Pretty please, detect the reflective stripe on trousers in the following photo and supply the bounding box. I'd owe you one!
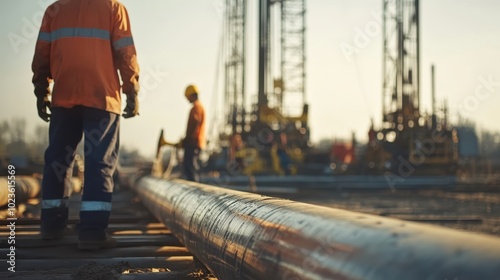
[80,201,112,212]
[41,198,69,209]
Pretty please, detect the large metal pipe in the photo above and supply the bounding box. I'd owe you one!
[134,176,500,280]
[0,176,41,207]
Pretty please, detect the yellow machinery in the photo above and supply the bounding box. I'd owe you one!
[210,0,310,176]
[153,129,179,178]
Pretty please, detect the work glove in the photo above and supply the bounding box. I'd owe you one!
[36,96,51,122]
[122,92,139,119]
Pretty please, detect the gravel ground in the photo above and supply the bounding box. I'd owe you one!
[0,262,216,280]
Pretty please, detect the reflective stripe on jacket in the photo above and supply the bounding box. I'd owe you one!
[32,0,140,114]
[185,100,206,149]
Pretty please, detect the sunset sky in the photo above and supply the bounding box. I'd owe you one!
[1,0,499,157]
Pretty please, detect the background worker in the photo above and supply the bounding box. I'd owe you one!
[32,0,140,250]
[181,85,206,182]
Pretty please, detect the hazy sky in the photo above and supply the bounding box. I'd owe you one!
[1,0,499,157]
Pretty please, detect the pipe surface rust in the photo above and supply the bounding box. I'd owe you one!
[134,176,500,280]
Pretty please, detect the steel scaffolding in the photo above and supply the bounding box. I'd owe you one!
[382,0,420,129]
[224,0,247,134]
[280,0,306,117]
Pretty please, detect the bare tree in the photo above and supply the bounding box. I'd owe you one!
[0,120,9,142]
[30,124,49,160]
[0,121,8,157]
[8,118,27,143]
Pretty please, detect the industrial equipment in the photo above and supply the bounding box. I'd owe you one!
[366,0,458,174]
[208,0,459,176]
[210,0,310,175]
[152,129,179,178]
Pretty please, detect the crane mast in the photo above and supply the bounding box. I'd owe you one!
[280,0,307,117]
[223,0,307,136]
[382,0,420,129]
[372,0,458,174]
[256,0,307,123]
[224,0,247,135]
[218,0,308,175]
[257,0,270,112]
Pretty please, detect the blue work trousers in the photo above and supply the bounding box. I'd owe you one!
[41,106,119,240]
[183,146,200,182]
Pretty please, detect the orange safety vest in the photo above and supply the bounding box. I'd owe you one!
[32,0,140,115]
[185,100,206,149]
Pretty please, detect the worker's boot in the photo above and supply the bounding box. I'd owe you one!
[41,228,66,240]
[77,232,116,250]
[40,207,68,240]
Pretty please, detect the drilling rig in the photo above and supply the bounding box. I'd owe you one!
[366,0,458,174]
[210,0,310,175]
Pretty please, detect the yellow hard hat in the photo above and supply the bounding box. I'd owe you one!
[185,84,199,98]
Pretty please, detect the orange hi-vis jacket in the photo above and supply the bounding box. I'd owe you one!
[32,0,140,115]
[185,100,206,149]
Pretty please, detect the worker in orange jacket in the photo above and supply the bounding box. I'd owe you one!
[181,85,206,182]
[32,0,140,250]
